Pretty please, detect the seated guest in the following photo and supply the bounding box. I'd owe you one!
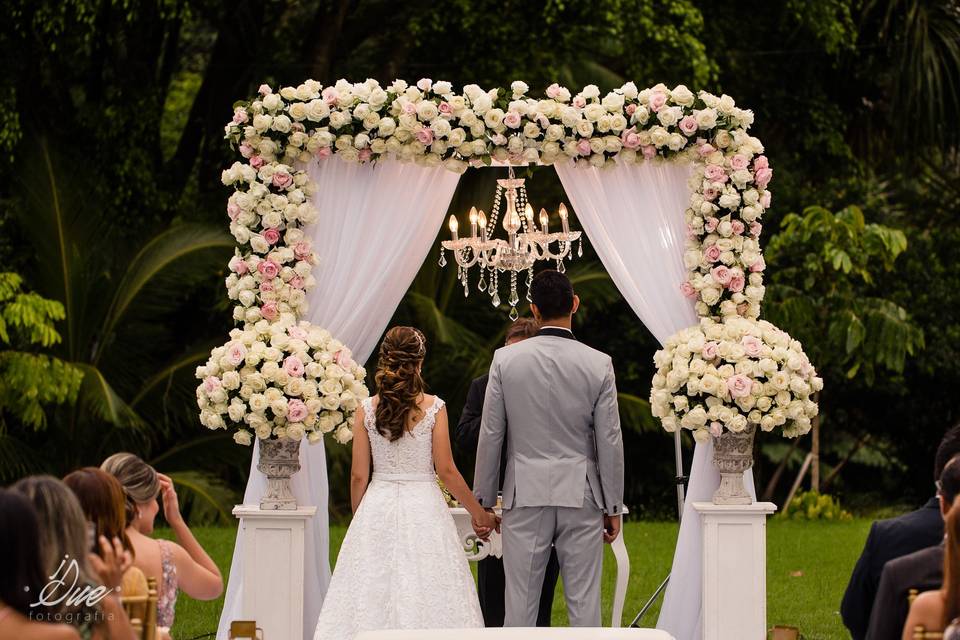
[13,476,135,640]
[455,317,560,627]
[901,495,960,638]
[63,467,134,555]
[842,424,960,639]
[866,454,960,639]
[0,488,80,640]
[101,453,223,633]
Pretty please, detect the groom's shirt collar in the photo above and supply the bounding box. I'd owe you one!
[538,326,576,340]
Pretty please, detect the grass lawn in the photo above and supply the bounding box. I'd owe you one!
[164,518,871,639]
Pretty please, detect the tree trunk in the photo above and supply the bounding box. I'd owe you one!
[761,436,800,501]
[811,392,821,492]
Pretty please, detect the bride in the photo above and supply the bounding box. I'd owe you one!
[314,326,496,639]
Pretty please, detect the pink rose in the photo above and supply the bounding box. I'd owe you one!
[402,102,417,115]
[249,155,264,169]
[503,111,522,128]
[703,244,721,263]
[679,116,698,136]
[620,129,641,149]
[753,156,769,170]
[709,422,723,438]
[227,202,241,221]
[334,349,356,369]
[226,342,247,367]
[239,143,254,158]
[260,302,278,320]
[704,164,727,182]
[438,101,453,116]
[290,275,305,289]
[749,222,762,237]
[685,223,695,239]
[749,255,766,273]
[203,376,221,394]
[642,145,657,159]
[491,133,507,146]
[288,326,308,340]
[416,78,432,92]
[317,146,332,158]
[726,374,753,399]
[754,167,773,188]
[232,108,248,124]
[272,171,293,188]
[286,399,308,423]
[416,127,435,145]
[546,83,561,99]
[730,220,745,235]
[263,228,280,245]
[625,104,637,116]
[727,269,745,292]
[703,188,719,202]
[322,87,339,106]
[698,143,715,157]
[572,95,586,109]
[741,335,763,358]
[649,91,667,112]
[258,84,272,95]
[229,255,248,274]
[576,139,591,156]
[259,281,274,293]
[710,265,732,286]
[704,216,719,232]
[283,355,305,378]
[680,281,697,299]
[358,148,372,162]
[730,155,749,171]
[701,341,720,360]
[760,191,772,208]
[258,259,280,280]
[293,242,312,261]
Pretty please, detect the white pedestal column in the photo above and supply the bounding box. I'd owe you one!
[693,501,777,640]
[232,505,317,640]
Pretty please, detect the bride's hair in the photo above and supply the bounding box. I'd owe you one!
[374,326,427,442]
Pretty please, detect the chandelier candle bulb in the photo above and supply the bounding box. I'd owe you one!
[478,210,487,241]
[524,203,536,229]
[469,207,478,238]
[539,209,549,234]
[449,214,459,241]
[558,203,570,235]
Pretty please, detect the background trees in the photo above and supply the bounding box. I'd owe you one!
[0,0,957,519]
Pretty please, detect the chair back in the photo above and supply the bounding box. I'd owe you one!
[120,568,158,640]
[913,626,944,640]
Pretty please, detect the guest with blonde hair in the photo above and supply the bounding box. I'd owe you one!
[101,452,223,633]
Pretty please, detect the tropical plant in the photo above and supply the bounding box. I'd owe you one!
[782,490,853,521]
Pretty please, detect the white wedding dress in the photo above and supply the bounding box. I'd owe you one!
[313,396,484,640]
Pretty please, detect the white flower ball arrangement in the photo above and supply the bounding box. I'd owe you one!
[196,314,368,446]
[650,316,822,444]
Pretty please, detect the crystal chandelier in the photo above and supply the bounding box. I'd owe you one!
[439,168,582,320]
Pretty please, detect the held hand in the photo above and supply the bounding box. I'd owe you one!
[472,509,499,541]
[88,535,133,592]
[603,515,621,544]
[158,473,183,525]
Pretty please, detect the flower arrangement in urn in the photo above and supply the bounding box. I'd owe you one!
[650,317,822,504]
[196,314,368,508]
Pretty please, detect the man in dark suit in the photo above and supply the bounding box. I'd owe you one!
[865,454,960,640]
[455,317,560,627]
[842,425,960,639]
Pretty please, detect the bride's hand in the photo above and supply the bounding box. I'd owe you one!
[472,509,499,540]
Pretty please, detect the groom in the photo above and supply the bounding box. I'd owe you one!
[473,269,624,627]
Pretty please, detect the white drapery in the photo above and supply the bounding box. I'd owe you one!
[554,159,756,640]
[217,157,461,640]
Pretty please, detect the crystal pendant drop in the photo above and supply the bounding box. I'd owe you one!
[478,275,487,292]
[509,287,519,307]
[491,291,501,307]
[577,239,583,257]
[438,250,446,267]
[558,260,566,274]
[508,306,519,321]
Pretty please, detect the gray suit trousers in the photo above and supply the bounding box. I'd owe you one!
[501,488,603,627]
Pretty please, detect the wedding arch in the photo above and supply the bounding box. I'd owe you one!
[201,77,819,640]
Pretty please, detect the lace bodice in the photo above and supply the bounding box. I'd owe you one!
[363,396,443,475]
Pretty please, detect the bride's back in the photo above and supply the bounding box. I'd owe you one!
[363,395,443,476]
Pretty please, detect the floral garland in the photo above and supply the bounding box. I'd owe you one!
[221,78,771,321]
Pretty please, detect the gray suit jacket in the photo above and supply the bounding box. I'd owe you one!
[474,330,624,514]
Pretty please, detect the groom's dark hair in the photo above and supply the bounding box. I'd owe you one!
[530,270,574,320]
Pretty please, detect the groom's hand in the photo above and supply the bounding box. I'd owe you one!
[603,515,621,544]
[472,508,498,541]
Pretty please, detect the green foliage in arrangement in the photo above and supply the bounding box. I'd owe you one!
[782,491,853,522]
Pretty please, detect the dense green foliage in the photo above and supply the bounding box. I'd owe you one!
[0,0,958,518]
[782,491,854,521]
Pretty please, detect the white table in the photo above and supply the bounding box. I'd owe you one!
[357,628,673,639]
[449,506,631,627]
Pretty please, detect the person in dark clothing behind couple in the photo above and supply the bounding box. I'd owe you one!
[455,317,560,627]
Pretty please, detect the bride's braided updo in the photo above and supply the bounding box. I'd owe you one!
[374,326,427,442]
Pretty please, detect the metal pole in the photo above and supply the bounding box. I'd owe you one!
[629,426,687,628]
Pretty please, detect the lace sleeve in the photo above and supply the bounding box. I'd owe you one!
[422,397,445,431]
[362,397,377,433]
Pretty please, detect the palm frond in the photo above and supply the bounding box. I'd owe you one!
[617,392,659,434]
[162,470,238,526]
[74,364,146,429]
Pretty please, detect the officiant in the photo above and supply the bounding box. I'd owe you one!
[455,317,560,627]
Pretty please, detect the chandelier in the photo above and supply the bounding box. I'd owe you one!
[439,168,582,320]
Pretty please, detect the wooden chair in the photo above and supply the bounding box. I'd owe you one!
[121,568,158,640]
[912,628,944,640]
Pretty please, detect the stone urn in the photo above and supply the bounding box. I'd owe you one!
[712,423,756,505]
[257,437,301,510]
